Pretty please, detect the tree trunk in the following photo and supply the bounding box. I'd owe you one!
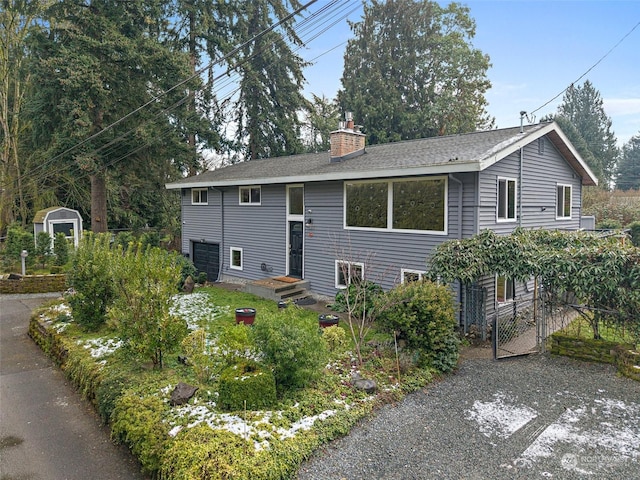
[90,173,108,232]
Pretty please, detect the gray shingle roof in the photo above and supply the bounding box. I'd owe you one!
[166,122,598,188]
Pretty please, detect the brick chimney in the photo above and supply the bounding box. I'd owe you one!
[330,112,365,162]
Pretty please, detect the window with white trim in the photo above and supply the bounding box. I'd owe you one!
[556,184,572,219]
[230,247,243,270]
[496,275,514,303]
[344,176,447,233]
[401,269,426,284]
[497,178,516,221]
[335,261,364,288]
[191,188,208,205]
[239,186,261,205]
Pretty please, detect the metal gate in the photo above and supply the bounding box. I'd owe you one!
[463,284,487,340]
[493,293,546,359]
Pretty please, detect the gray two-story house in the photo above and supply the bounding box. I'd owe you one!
[166,118,597,322]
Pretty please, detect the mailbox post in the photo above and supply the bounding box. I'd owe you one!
[20,250,28,276]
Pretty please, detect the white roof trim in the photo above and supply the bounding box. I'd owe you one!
[165,161,481,189]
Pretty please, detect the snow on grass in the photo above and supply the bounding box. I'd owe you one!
[78,337,123,358]
[465,392,538,439]
[170,291,229,330]
[166,400,339,451]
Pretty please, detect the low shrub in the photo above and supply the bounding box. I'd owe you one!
[321,325,348,352]
[96,370,134,424]
[332,280,384,319]
[378,280,460,373]
[253,307,328,393]
[627,220,640,247]
[53,232,69,266]
[111,392,169,475]
[217,360,277,411]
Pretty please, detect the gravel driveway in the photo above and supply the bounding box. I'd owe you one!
[297,353,640,480]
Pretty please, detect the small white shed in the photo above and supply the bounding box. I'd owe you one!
[33,207,83,247]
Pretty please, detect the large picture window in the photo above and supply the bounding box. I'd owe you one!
[497,177,516,221]
[345,177,447,233]
[556,184,572,219]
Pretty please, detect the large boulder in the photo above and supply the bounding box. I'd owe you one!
[170,382,198,406]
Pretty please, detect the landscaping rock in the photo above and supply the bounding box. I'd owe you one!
[170,382,198,406]
[182,275,195,293]
[351,372,377,394]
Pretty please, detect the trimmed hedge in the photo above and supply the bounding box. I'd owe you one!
[218,361,277,411]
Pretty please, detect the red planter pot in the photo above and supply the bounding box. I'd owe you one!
[235,308,256,325]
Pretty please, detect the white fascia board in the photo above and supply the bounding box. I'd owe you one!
[165,161,480,189]
[477,123,555,171]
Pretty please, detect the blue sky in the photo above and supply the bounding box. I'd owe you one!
[299,0,640,146]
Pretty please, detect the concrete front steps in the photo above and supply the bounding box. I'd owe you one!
[242,277,310,303]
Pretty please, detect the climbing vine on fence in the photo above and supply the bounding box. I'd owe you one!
[428,229,640,341]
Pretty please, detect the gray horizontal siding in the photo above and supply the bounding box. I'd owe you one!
[181,188,222,255]
[221,184,287,280]
[479,136,582,234]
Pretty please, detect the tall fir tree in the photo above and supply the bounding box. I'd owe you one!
[616,133,640,190]
[27,0,201,232]
[228,0,309,161]
[338,0,493,145]
[557,80,619,188]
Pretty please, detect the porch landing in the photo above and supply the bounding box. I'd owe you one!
[242,277,310,302]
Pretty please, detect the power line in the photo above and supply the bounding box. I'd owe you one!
[10,0,360,204]
[530,19,640,116]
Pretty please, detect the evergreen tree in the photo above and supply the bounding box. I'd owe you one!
[27,0,201,232]
[228,1,310,161]
[616,133,640,190]
[302,94,341,153]
[338,0,493,145]
[557,80,619,187]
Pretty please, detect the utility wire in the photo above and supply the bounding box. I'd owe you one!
[10,0,360,202]
[530,19,640,116]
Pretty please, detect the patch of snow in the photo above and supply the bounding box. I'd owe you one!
[170,292,229,330]
[465,392,538,439]
[80,337,123,358]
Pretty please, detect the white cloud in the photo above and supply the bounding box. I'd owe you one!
[604,98,640,116]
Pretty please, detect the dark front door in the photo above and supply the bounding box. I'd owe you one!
[192,242,220,282]
[288,221,303,278]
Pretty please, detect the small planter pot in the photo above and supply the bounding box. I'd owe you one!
[318,314,339,328]
[235,308,256,325]
[277,301,288,309]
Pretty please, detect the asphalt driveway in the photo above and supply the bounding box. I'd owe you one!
[0,294,145,480]
[298,352,640,479]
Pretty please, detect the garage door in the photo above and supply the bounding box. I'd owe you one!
[192,242,220,282]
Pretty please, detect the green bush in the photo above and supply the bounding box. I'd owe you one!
[174,254,197,289]
[4,224,34,266]
[378,281,460,373]
[35,231,52,268]
[109,246,187,368]
[597,218,623,230]
[217,360,277,411]
[53,232,69,266]
[332,280,384,319]
[111,392,169,475]
[627,220,640,247]
[253,307,328,392]
[67,233,114,331]
[322,325,348,352]
[96,370,133,424]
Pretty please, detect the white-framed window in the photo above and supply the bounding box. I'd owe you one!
[556,184,572,219]
[335,260,364,288]
[191,188,208,205]
[344,176,447,234]
[239,186,261,205]
[497,177,517,222]
[401,268,426,284]
[496,275,514,303]
[230,247,243,270]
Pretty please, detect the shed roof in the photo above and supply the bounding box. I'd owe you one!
[166,122,598,189]
[33,206,81,224]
